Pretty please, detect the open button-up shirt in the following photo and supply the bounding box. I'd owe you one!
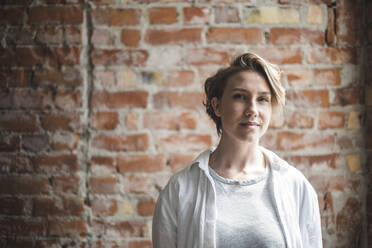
[152,146,323,248]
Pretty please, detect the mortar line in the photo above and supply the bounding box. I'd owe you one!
[82,1,93,247]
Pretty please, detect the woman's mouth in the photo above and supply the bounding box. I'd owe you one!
[239,122,260,127]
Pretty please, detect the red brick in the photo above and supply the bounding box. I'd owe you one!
[0,176,49,195]
[332,88,362,106]
[314,68,341,85]
[91,112,118,130]
[49,47,81,66]
[126,175,153,194]
[167,70,194,86]
[0,135,20,152]
[11,90,53,110]
[91,91,148,109]
[91,29,114,46]
[285,68,313,86]
[90,177,120,194]
[0,7,24,24]
[184,7,210,24]
[6,27,35,45]
[33,197,84,216]
[0,48,46,67]
[169,154,194,172]
[90,0,116,4]
[1,0,32,3]
[48,219,87,237]
[0,219,47,236]
[92,219,148,237]
[52,176,80,194]
[121,29,141,47]
[65,27,81,45]
[35,26,63,44]
[277,132,334,151]
[129,241,152,248]
[0,198,25,215]
[92,8,141,26]
[145,28,202,45]
[42,0,84,4]
[279,0,332,3]
[318,111,345,129]
[287,89,329,108]
[153,91,204,109]
[94,70,116,88]
[285,154,339,171]
[270,28,300,44]
[156,134,211,153]
[0,113,39,132]
[270,28,324,45]
[90,156,116,174]
[7,240,35,248]
[125,112,139,130]
[33,68,82,87]
[0,155,32,174]
[326,7,335,45]
[0,91,12,109]
[118,154,166,173]
[29,7,83,24]
[307,48,356,64]
[34,154,78,174]
[36,240,85,248]
[187,48,229,66]
[252,48,303,64]
[50,133,80,151]
[92,133,149,151]
[207,27,263,44]
[55,90,82,110]
[214,6,239,23]
[22,134,49,152]
[285,111,314,128]
[336,197,361,238]
[335,0,360,46]
[91,49,148,66]
[91,241,124,248]
[137,197,156,216]
[143,112,197,130]
[41,113,81,131]
[148,7,178,24]
[309,174,350,193]
[336,135,353,150]
[0,69,31,88]
[91,198,118,216]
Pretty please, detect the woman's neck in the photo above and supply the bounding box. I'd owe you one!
[209,134,265,179]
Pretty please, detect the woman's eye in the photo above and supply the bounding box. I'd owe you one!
[258,97,270,102]
[233,94,245,100]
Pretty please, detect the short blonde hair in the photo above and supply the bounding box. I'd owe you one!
[203,52,285,136]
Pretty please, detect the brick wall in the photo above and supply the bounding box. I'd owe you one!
[0,0,369,247]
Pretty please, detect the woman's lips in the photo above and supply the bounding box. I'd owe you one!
[239,122,260,127]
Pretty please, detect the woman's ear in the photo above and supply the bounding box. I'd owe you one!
[211,97,221,117]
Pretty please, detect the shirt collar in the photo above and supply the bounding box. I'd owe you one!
[192,146,285,172]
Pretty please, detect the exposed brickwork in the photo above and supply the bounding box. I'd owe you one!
[0,0,368,247]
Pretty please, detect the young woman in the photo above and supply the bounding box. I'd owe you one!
[152,53,322,248]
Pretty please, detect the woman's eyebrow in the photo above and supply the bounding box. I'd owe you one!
[231,88,271,95]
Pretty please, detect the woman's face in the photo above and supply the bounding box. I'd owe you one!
[212,71,272,144]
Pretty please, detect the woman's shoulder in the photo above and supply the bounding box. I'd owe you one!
[261,147,316,192]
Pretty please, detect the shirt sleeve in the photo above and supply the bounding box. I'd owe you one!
[152,180,178,248]
[300,179,323,248]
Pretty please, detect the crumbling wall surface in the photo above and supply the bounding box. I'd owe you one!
[0,0,368,247]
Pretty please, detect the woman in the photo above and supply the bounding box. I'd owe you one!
[152,53,322,248]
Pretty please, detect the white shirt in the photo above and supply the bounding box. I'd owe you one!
[152,146,323,248]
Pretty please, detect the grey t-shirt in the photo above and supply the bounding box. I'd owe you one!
[209,164,286,248]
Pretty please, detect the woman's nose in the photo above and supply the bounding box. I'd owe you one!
[244,101,258,117]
